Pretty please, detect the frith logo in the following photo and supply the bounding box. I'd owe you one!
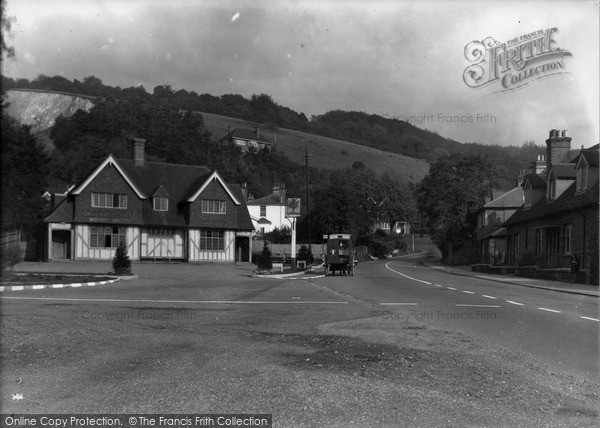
[463,28,572,91]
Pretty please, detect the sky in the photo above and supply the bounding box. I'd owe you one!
[2,0,599,148]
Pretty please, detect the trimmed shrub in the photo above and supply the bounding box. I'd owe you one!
[256,243,273,271]
[297,244,314,264]
[112,242,132,275]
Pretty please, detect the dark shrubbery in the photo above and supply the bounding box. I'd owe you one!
[112,242,132,275]
[255,243,273,271]
[297,244,314,264]
[1,244,23,272]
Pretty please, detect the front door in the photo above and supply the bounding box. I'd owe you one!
[52,230,71,259]
[235,237,249,262]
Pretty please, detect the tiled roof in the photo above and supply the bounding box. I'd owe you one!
[484,187,523,208]
[523,173,546,188]
[45,156,254,231]
[504,180,599,226]
[549,163,576,178]
[220,128,273,145]
[247,193,285,205]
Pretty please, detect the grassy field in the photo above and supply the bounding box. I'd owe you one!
[202,112,430,182]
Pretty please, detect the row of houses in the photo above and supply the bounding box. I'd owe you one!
[475,129,599,283]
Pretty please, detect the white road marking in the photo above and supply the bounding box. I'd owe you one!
[434,284,443,287]
[447,287,457,290]
[385,263,432,285]
[0,296,349,305]
[580,316,599,322]
[482,295,497,299]
[380,303,418,306]
[455,304,500,308]
[507,300,524,306]
[537,307,561,313]
[462,291,475,294]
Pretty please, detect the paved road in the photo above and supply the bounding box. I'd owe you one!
[316,253,599,380]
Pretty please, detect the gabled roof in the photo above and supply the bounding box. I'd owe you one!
[575,146,599,168]
[523,173,546,188]
[220,128,273,145]
[483,187,523,208]
[71,155,146,199]
[505,180,599,226]
[186,170,241,205]
[548,163,576,179]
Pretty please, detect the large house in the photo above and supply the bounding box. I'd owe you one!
[44,138,255,262]
[503,130,599,283]
[219,126,274,152]
[244,184,289,236]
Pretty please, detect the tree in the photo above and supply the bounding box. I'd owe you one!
[112,242,132,275]
[418,153,492,262]
[1,115,50,236]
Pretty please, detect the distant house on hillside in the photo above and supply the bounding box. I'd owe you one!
[219,126,274,152]
[44,138,254,262]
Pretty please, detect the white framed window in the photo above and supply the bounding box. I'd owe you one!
[563,224,572,254]
[199,230,224,250]
[547,177,556,201]
[92,192,127,209]
[90,226,126,248]
[153,197,168,211]
[260,205,267,217]
[535,229,543,255]
[201,199,226,214]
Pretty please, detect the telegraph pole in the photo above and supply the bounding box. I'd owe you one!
[303,146,312,252]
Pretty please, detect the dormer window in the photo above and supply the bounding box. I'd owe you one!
[547,177,556,201]
[153,197,168,211]
[524,182,532,207]
[576,159,588,192]
[201,199,226,214]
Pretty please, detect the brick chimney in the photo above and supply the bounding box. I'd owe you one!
[545,129,571,173]
[272,183,286,204]
[241,183,248,201]
[534,154,546,175]
[133,138,146,167]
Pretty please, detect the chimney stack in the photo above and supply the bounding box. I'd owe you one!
[133,138,146,167]
[535,154,546,175]
[545,129,571,173]
[272,183,286,204]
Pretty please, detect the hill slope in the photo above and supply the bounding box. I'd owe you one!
[4,89,96,150]
[202,112,429,181]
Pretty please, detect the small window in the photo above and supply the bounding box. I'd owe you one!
[563,224,572,254]
[201,199,226,214]
[260,205,266,217]
[153,197,168,211]
[91,192,127,209]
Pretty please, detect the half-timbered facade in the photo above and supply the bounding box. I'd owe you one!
[44,139,254,262]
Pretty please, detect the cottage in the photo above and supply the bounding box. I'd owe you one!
[44,139,254,262]
[475,186,524,265]
[244,184,289,236]
[503,130,599,283]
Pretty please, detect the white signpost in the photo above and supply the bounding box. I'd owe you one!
[286,198,301,269]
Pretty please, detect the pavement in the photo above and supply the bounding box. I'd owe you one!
[422,259,600,298]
